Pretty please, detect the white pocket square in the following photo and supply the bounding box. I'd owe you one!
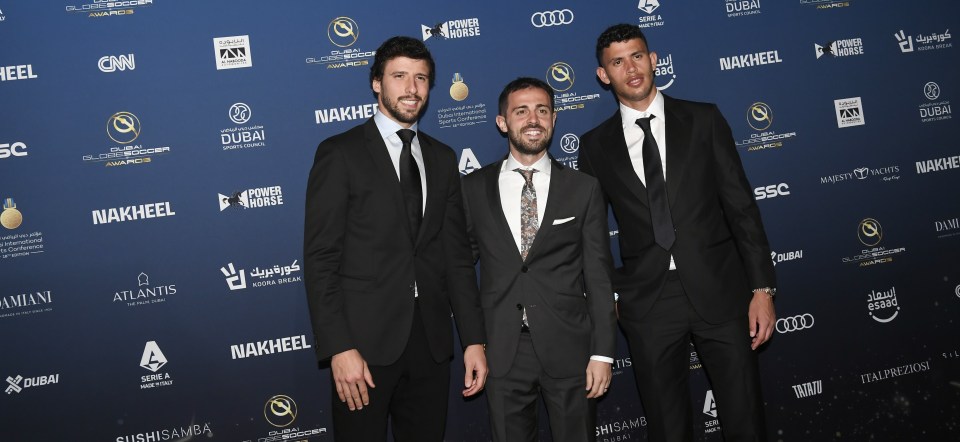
[552,217,576,225]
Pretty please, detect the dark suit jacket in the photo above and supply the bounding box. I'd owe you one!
[579,94,776,324]
[462,157,616,378]
[304,118,485,366]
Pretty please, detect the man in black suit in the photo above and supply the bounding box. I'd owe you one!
[303,36,487,441]
[579,25,777,442]
[462,77,616,442]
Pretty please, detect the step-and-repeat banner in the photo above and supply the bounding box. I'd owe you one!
[2,1,958,440]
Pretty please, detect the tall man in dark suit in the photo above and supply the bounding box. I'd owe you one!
[303,36,487,441]
[579,24,777,442]
[462,77,617,442]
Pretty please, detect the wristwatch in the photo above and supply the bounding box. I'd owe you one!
[753,287,776,299]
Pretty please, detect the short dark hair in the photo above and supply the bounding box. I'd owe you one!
[498,77,555,116]
[595,24,649,66]
[369,36,436,88]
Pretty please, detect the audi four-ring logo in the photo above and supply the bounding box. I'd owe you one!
[531,10,574,28]
[776,314,814,333]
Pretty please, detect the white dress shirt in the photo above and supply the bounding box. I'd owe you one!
[618,91,676,270]
[498,152,613,364]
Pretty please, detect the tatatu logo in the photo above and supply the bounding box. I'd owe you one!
[99,54,135,72]
[328,17,359,47]
[5,373,59,395]
[217,186,283,211]
[725,0,762,18]
[450,73,469,101]
[654,53,676,90]
[458,148,482,175]
[792,380,823,398]
[140,341,167,372]
[265,395,298,427]
[719,50,782,71]
[214,35,252,70]
[422,17,481,41]
[546,62,575,92]
[92,202,176,225]
[815,38,864,59]
[919,82,952,123]
[1,198,23,230]
[858,218,882,246]
[747,102,772,130]
[835,97,865,128]
[315,103,378,124]
[107,112,141,144]
[867,287,899,323]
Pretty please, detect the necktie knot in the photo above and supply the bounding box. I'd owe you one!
[396,128,416,146]
[635,115,655,133]
[514,168,537,186]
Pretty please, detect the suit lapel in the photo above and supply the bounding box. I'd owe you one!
[602,112,649,207]
[415,133,439,249]
[523,159,565,262]
[663,95,691,208]
[485,158,524,263]
[362,119,415,244]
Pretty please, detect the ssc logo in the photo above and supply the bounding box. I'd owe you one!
[776,314,815,333]
[229,103,252,124]
[747,102,773,131]
[107,111,141,144]
[560,133,579,154]
[924,82,940,101]
[858,218,883,246]
[546,62,575,92]
[531,10,574,28]
[264,394,298,427]
[328,17,359,48]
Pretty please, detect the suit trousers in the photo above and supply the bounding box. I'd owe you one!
[486,332,596,442]
[619,273,767,442]
[331,301,451,442]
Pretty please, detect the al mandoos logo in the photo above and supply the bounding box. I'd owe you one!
[834,97,865,128]
[92,201,175,225]
[1,290,53,319]
[0,64,38,82]
[213,35,252,70]
[5,372,59,395]
[421,17,480,41]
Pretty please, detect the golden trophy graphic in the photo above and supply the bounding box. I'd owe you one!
[1,198,23,230]
[450,73,469,101]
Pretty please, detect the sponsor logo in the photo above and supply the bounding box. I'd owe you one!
[820,165,901,184]
[221,103,266,150]
[861,360,930,384]
[92,201,175,225]
[422,17,481,41]
[637,0,665,28]
[815,38,864,59]
[800,0,850,9]
[719,50,782,71]
[458,148,482,175]
[935,217,960,239]
[689,342,701,370]
[943,348,959,359]
[65,0,153,18]
[919,82,952,123]
[655,53,676,90]
[702,390,721,433]
[214,35,252,70]
[231,335,312,360]
[867,286,900,323]
[99,54,135,72]
[896,29,952,53]
[113,273,177,308]
[736,102,798,152]
[1,197,23,230]
[956,284,960,299]
[560,134,579,154]
[531,9,574,28]
[776,313,814,333]
[307,17,375,69]
[792,379,823,398]
[218,185,284,211]
[0,142,26,159]
[315,103,378,124]
[834,97,865,128]
[546,62,599,113]
[258,394,327,441]
[725,0,762,18]
[437,73,488,129]
[0,290,53,320]
[771,249,804,266]
[0,8,5,22]
[843,218,905,267]
[83,112,171,167]
[753,183,790,200]
[915,154,960,175]
[220,260,301,291]
[0,64,38,82]
[611,356,632,376]
[5,373,59,395]
[115,423,213,442]
[0,198,45,260]
[139,341,173,389]
[596,416,647,440]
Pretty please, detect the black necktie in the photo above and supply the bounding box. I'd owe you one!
[636,116,675,250]
[397,129,422,243]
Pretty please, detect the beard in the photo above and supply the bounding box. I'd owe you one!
[379,92,425,124]
[508,124,552,156]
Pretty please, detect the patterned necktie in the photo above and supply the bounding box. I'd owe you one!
[397,129,422,243]
[636,116,675,250]
[515,168,539,261]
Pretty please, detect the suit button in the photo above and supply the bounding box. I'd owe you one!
[516,303,523,310]
[521,265,528,273]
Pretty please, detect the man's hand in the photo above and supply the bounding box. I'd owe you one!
[462,344,488,397]
[585,360,612,398]
[748,291,776,350]
[331,349,375,410]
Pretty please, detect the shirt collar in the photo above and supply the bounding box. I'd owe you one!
[501,152,552,177]
[619,90,665,128]
[374,111,419,142]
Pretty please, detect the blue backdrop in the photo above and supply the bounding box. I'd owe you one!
[2,1,958,440]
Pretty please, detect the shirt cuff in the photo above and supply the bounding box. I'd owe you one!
[590,355,614,364]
